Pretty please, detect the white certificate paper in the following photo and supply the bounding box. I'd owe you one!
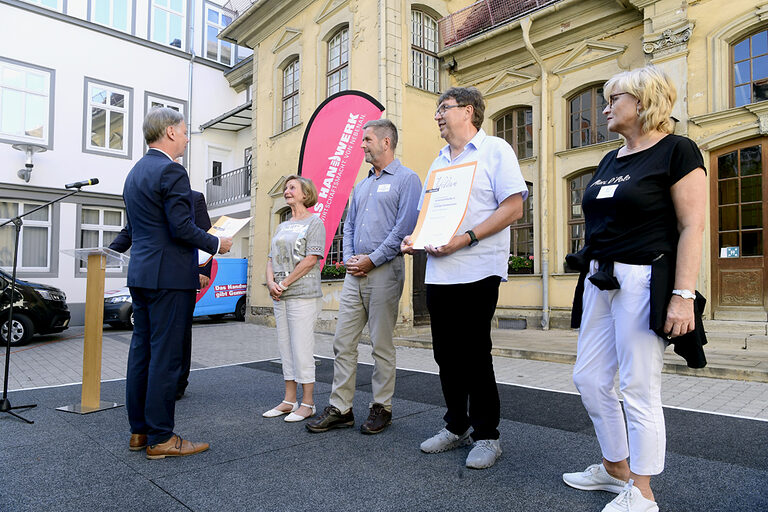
[198,215,252,266]
[409,161,477,250]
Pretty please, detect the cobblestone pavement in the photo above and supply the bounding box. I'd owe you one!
[3,320,767,421]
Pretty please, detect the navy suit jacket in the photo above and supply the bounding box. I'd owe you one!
[122,149,218,290]
[111,190,213,278]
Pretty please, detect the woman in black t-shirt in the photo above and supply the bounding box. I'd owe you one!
[562,66,706,512]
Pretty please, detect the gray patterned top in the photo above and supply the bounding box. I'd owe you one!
[269,215,325,299]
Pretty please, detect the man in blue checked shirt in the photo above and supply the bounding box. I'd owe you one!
[307,119,421,436]
[402,87,528,469]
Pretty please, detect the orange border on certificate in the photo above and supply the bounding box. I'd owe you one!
[409,161,477,246]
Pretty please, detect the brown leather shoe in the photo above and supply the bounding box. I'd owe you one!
[129,434,147,451]
[145,434,209,460]
[360,403,392,435]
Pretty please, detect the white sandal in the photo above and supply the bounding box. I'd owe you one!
[262,400,298,418]
[285,403,316,423]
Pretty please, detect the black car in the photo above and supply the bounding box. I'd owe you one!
[0,269,70,346]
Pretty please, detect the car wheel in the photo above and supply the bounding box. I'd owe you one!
[128,308,134,329]
[209,314,226,321]
[235,297,246,322]
[1,313,34,347]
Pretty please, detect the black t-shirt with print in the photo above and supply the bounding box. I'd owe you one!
[582,134,705,265]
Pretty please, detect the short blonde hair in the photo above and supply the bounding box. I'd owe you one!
[603,66,677,134]
[283,174,318,208]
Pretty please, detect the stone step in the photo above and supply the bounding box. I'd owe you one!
[703,319,767,335]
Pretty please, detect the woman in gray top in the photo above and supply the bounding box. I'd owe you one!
[263,175,326,423]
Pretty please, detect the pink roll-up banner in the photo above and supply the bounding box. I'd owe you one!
[298,90,385,260]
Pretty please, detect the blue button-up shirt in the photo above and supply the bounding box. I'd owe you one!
[343,158,422,267]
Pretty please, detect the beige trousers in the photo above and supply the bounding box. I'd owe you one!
[329,256,404,413]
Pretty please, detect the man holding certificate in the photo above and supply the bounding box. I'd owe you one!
[402,87,528,469]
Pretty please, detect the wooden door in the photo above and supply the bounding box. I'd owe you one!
[710,138,768,319]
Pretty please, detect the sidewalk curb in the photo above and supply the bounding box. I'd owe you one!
[394,337,768,383]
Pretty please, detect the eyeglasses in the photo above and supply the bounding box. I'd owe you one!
[435,103,466,117]
[607,92,631,108]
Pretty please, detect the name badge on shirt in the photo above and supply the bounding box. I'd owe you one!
[377,184,391,193]
[596,184,618,199]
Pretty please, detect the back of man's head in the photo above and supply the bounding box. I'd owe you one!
[144,107,184,145]
[363,118,398,151]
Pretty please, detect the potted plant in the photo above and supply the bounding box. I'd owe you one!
[321,261,347,280]
[508,254,534,275]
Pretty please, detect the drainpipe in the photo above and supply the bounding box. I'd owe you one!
[520,16,550,330]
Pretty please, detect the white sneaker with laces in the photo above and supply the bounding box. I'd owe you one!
[465,439,502,469]
[562,463,627,493]
[420,428,472,453]
[602,480,659,512]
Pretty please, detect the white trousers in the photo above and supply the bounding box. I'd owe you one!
[573,261,667,476]
[273,297,320,384]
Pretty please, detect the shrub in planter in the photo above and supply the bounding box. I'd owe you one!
[508,255,534,274]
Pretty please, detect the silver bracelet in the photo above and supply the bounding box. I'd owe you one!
[277,281,288,291]
[672,289,695,300]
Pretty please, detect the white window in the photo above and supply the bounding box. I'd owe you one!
[85,79,131,157]
[237,46,254,64]
[0,201,51,272]
[91,0,131,33]
[146,94,184,115]
[80,207,125,271]
[411,10,439,93]
[327,27,349,97]
[151,0,185,49]
[205,3,234,65]
[0,59,52,147]
[22,0,63,12]
[282,58,300,131]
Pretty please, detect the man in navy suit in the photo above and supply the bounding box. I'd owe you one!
[110,189,212,401]
[123,107,232,459]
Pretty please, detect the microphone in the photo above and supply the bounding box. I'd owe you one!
[65,178,99,189]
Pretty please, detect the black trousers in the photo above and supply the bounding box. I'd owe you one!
[427,275,501,441]
[176,314,193,395]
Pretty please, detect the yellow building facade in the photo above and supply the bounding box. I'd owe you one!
[223,0,768,331]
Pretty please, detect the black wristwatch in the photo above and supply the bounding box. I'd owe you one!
[465,230,479,247]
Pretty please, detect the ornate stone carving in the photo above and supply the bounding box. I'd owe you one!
[721,271,763,306]
[642,26,692,55]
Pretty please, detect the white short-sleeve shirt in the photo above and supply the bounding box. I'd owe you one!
[420,129,528,285]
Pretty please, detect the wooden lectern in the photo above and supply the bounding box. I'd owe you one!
[57,247,128,414]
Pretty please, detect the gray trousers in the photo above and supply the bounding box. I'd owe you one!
[329,256,404,413]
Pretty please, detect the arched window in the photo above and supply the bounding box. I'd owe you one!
[508,182,534,274]
[327,27,349,97]
[568,85,617,148]
[495,107,533,159]
[733,28,768,107]
[411,10,439,93]
[281,57,300,131]
[566,169,595,272]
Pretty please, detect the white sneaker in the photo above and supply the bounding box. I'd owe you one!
[420,428,472,453]
[602,480,659,512]
[563,463,627,494]
[465,439,502,469]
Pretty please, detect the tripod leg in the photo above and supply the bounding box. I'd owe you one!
[3,409,34,424]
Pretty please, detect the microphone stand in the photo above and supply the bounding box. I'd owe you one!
[1,187,83,423]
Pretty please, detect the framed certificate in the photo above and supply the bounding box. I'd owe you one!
[409,161,477,250]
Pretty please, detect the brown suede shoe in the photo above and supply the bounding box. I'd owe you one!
[145,435,209,460]
[129,434,147,451]
[360,403,392,435]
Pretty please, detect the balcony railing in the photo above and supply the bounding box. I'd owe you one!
[205,165,251,208]
[438,0,560,50]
